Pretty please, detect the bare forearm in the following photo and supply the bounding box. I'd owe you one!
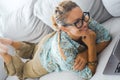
[88,41,111,61]
[88,45,97,62]
[82,41,111,56]
[87,44,97,74]
[96,40,111,54]
[87,40,111,74]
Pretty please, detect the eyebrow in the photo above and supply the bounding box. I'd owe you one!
[72,18,83,24]
[72,13,84,23]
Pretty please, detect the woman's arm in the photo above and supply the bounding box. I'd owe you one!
[87,43,97,74]
[0,38,35,50]
[0,38,35,63]
[0,38,22,49]
[88,40,111,74]
[96,40,111,54]
[79,29,97,75]
[74,40,111,71]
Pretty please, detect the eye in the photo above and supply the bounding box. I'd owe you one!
[74,19,83,28]
[74,19,80,25]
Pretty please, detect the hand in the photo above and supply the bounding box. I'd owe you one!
[80,29,96,47]
[0,38,20,49]
[0,42,12,63]
[0,38,13,45]
[0,42,8,56]
[74,50,88,70]
[0,38,12,57]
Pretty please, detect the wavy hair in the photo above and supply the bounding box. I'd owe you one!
[53,1,79,27]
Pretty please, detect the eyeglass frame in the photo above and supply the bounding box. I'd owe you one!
[62,12,90,29]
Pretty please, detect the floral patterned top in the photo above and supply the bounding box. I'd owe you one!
[39,18,111,80]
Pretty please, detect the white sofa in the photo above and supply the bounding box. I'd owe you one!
[0,0,120,80]
[1,17,119,80]
[39,17,120,80]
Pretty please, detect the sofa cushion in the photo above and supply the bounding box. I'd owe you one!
[0,0,53,43]
[102,17,120,38]
[102,0,120,17]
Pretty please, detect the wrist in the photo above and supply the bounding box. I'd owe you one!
[87,60,98,66]
[88,64,97,75]
[87,59,97,75]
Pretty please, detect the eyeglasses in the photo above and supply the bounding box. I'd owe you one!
[62,12,90,29]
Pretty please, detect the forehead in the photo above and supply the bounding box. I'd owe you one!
[66,7,83,23]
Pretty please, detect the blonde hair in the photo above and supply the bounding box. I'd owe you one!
[52,1,79,29]
[51,1,79,60]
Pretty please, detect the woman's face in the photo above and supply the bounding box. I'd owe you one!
[60,7,89,38]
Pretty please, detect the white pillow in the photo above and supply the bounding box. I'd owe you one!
[102,0,120,17]
[102,17,120,38]
[34,0,95,29]
[0,0,53,43]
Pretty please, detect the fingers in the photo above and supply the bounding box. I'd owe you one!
[0,43,8,56]
[0,38,12,45]
[77,61,86,70]
[74,59,86,70]
[0,43,8,51]
[79,30,88,39]
[74,57,87,70]
[74,57,80,68]
[87,29,96,37]
[74,60,82,70]
[80,36,86,39]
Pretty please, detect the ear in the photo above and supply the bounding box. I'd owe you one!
[51,15,59,30]
[59,26,68,32]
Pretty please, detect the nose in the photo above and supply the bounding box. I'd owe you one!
[80,22,88,31]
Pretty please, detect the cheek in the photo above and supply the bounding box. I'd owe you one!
[70,27,78,32]
[69,27,81,35]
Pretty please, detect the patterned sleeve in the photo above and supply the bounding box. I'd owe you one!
[88,18,112,43]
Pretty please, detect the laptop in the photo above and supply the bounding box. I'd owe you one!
[103,36,120,75]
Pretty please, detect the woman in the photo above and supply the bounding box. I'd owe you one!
[0,1,111,80]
